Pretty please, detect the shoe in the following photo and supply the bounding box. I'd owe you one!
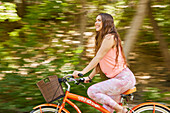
[122,108,128,113]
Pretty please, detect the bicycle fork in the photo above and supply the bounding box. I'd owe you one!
[58,91,69,113]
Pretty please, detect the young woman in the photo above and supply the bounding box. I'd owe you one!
[72,13,136,113]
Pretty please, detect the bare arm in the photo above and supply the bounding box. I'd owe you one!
[89,67,97,79]
[81,34,115,75]
[83,67,97,83]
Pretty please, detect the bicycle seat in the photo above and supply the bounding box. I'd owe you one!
[122,87,136,95]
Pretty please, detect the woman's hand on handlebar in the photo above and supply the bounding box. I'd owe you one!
[72,71,84,78]
[83,77,91,83]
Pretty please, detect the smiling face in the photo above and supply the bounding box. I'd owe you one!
[95,15,103,31]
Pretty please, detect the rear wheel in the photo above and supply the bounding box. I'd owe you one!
[130,102,170,113]
[30,106,68,113]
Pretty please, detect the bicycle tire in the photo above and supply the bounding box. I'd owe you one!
[30,106,69,113]
[130,102,170,113]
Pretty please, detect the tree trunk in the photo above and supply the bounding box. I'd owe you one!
[123,0,150,59]
[74,0,87,69]
[148,2,170,72]
[15,0,25,17]
[79,0,87,47]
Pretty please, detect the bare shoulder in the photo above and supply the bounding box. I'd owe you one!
[103,34,115,47]
[104,34,115,40]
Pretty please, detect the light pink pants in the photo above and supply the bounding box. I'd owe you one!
[87,68,136,113]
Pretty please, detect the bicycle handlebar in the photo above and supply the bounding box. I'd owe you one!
[78,73,84,77]
[59,74,92,85]
[58,74,92,91]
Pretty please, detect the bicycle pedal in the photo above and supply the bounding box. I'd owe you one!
[130,95,134,100]
[79,83,86,88]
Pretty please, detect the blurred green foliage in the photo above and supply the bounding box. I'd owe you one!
[0,0,170,112]
[142,87,170,104]
[0,2,21,22]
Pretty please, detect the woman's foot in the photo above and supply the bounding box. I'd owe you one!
[122,107,128,113]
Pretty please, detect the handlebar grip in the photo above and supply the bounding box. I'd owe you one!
[79,78,85,82]
[79,78,92,83]
[78,73,84,77]
[75,78,85,85]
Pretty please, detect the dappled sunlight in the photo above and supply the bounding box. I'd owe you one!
[152,5,168,8]
[60,63,74,73]
[85,34,95,57]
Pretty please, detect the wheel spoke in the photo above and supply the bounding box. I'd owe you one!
[40,107,43,113]
[153,105,155,113]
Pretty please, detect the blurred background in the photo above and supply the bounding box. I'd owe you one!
[0,0,169,112]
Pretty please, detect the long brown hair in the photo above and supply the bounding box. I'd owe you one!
[95,13,126,73]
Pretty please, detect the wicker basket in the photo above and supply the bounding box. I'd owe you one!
[37,75,64,103]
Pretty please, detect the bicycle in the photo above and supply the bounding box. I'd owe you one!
[30,74,170,113]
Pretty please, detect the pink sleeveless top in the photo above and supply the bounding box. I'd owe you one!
[99,47,127,78]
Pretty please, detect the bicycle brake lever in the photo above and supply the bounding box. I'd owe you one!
[79,83,86,88]
[68,78,77,83]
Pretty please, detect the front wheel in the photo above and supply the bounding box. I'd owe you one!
[130,102,170,113]
[30,106,69,113]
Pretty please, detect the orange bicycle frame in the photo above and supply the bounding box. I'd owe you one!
[58,90,110,113]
